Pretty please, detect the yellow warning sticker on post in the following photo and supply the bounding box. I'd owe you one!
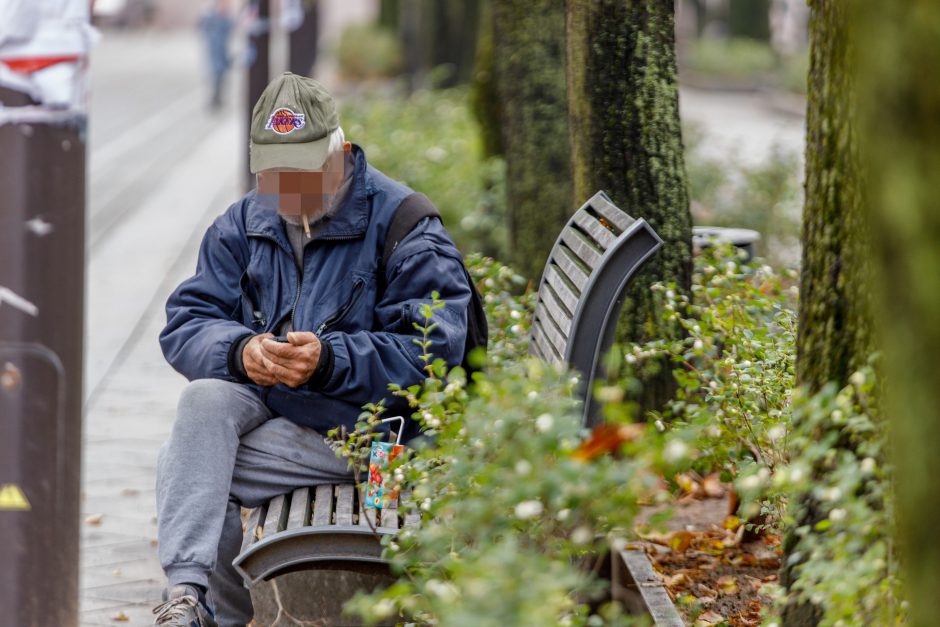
[0,483,31,511]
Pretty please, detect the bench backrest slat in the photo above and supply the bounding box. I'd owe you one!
[552,246,591,291]
[560,230,602,270]
[543,266,579,315]
[572,210,617,249]
[530,191,663,427]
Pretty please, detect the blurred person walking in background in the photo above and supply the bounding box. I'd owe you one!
[198,0,234,110]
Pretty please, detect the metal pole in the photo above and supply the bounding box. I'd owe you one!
[0,102,86,627]
[288,1,319,77]
[246,0,271,192]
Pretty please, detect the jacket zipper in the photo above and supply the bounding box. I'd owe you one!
[249,273,268,327]
[315,277,366,335]
[240,270,268,328]
[247,229,362,334]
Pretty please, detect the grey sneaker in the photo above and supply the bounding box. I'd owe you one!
[152,584,218,627]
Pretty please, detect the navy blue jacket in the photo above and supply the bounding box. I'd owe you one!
[159,144,471,442]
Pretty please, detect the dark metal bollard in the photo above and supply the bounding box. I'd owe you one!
[245,0,271,192]
[288,3,319,77]
[0,103,86,627]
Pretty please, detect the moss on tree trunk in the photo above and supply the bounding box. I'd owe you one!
[566,0,693,410]
[470,0,503,159]
[796,1,871,395]
[856,3,940,625]
[786,3,873,624]
[490,0,573,281]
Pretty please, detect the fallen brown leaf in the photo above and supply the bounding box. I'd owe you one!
[717,574,738,595]
[664,572,689,588]
[669,530,695,553]
[675,472,702,496]
[695,609,725,626]
[84,514,104,526]
[110,611,129,622]
[702,474,725,498]
[572,423,644,460]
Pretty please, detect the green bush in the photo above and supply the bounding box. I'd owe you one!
[336,23,403,81]
[325,256,672,625]
[682,37,778,82]
[760,366,903,625]
[320,247,898,625]
[619,245,798,495]
[341,87,508,260]
[684,123,803,267]
[628,247,902,624]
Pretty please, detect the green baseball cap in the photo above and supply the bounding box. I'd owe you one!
[249,72,340,173]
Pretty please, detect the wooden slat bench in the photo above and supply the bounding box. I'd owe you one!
[233,190,664,591]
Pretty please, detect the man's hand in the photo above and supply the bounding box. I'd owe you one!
[259,331,322,388]
[242,333,280,386]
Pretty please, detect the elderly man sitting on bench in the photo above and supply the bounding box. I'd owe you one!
[151,73,471,627]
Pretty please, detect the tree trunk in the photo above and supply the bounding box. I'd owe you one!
[429,0,481,87]
[856,3,940,626]
[470,0,503,159]
[378,0,399,30]
[796,2,870,394]
[728,0,771,42]
[786,3,871,625]
[566,0,693,410]
[491,0,573,281]
[397,0,481,89]
[288,0,319,77]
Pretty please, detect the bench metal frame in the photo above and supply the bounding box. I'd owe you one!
[530,190,664,428]
[233,190,663,587]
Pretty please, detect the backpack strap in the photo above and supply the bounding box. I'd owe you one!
[382,192,441,271]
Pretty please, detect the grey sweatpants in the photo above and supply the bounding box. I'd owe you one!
[155,378,354,626]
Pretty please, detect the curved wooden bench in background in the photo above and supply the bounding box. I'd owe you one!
[530,190,664,428]
[233,190,663,594]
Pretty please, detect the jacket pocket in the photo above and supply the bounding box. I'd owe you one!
[315,275,367,335]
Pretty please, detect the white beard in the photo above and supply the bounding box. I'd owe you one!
[278,152,354,226]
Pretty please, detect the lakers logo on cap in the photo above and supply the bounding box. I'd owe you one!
[265,108,306,134]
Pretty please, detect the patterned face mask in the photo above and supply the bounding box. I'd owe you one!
[366,416,406,510]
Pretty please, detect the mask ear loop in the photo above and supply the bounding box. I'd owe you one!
[378,416,405,446]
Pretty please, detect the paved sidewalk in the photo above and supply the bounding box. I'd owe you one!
[80,28,242,625]
[79,177,239,626]
[80,179,240,626]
